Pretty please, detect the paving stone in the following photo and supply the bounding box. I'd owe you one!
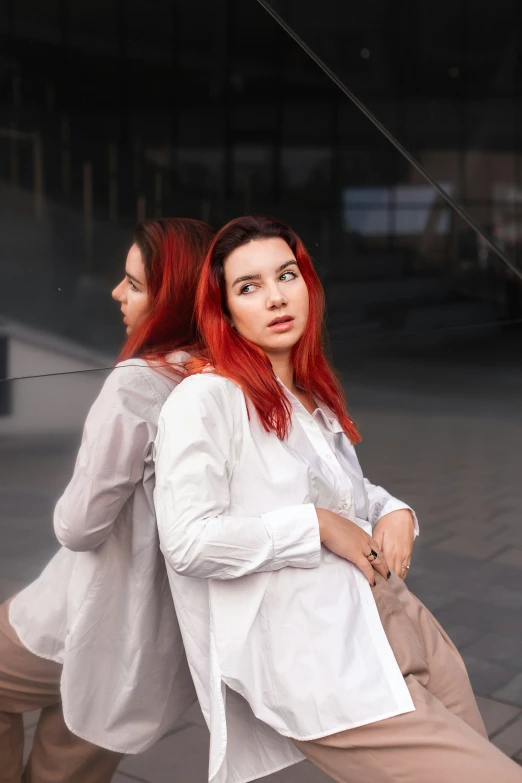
[412,547,484,579]
[437,624,482,651]
[490,714,522,757]
[0,576,26,603]
[464,633,522,669]
[265,760,331,783]
[405,585,455,613]
[488,567,522,593]
[413,525,454,546]
[428,520,509,540]
[20,710,41,764]
[491,548,522,569]
[176,701,206,730]
[23,710,40,730]
[475,696,521,737]
[490,528,522,547]
[465,583,522,611]
[118,723,208,783]
[435,599,522,640]
[460,655,517,697]
[494,673,522,708]
[432,535,510,561]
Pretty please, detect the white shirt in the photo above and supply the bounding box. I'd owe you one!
[9,358,196,753]
[154,373,419,783]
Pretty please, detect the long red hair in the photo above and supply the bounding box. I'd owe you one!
[118,217,215,363]
[191,215,360,443]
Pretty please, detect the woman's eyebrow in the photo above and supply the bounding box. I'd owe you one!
[231,260,297,288]
[231,273,262,287]
[277,260,298,272]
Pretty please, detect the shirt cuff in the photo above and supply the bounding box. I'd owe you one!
[261,503,322,569]
[375,499,420,538]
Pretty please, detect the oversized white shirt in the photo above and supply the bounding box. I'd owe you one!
[9,358,196,753]
[154,373,419,783]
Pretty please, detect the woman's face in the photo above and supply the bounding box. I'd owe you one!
[112,243,150,335]
[224,237,309,359]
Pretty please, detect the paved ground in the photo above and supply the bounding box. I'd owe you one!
[1,332,522,780]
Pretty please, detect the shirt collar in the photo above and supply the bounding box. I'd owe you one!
[277,378,344,434]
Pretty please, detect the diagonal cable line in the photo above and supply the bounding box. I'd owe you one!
[255,0,522,283]
[2,316,522,382]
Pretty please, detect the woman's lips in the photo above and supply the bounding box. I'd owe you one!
[268,317,295,332]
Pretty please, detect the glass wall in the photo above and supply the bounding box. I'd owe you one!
[2,0,522,363]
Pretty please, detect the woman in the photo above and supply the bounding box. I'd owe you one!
[0,217,214,783]
[155,215,522,783]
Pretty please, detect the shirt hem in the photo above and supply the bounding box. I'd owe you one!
[60,704,166,754]
[217,757,305,783]
[272,703,416,742]
[8,606,180,756]
[8,601,64,666]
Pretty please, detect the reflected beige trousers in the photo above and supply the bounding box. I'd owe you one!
[293,574,522,783]
[0,599,123,783]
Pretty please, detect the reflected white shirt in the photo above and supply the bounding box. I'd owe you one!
[155,373,419,783]
[9,358,196,753]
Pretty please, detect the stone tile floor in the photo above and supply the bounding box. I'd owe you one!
[2,337,522,780]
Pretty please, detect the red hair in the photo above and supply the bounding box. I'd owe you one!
[191,215,360,443]
[118,217,215,363]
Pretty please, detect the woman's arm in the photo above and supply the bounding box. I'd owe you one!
[364,478,419,537]
[364,478,418,577]
[53,363,159,551]
[154,375,322,580]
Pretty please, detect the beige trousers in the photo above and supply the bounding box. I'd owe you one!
[0,600,123,783]
[293,573,522,783]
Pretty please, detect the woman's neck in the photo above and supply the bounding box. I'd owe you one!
[269,351,316,415]
[267,352,296,394]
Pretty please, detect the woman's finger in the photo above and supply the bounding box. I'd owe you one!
[370,555,390,580]
[399,557,411,580]
[372,527,384,551]
[382,537,412,577]
[364,541,390,580]
[389,551,404,577]
[355,555,378,586]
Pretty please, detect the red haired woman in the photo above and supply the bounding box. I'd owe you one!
[0,218,214,783]
[155,216,522,783]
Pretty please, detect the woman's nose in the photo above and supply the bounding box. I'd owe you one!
[112,280,125,302]
[266,283,287,308]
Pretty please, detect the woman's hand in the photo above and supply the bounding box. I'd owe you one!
[372,509,415,580]
[316,508,390,586]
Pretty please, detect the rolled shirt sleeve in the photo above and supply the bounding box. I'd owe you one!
[154,375,322,580]
[364,478,419,537]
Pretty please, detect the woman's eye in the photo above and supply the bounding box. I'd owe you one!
[280,271,297,282]
[128,280,139,292]
[240,283,256,295]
